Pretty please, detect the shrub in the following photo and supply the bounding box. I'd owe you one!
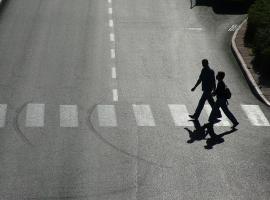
[246,0,270,45]
[245,0,270,76]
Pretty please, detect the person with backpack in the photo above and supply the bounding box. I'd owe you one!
[189,59,221,120]
[208,71,239,129]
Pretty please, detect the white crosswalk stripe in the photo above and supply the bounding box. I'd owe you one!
[0,103,268,128]
[205,105,231,126]
[168,104,193,126]
[60,105,78,127]
[0,104,7,128]
[133,104,156,126]
[97,105,117,127]
[241,105,270,126]
[26,103,45,127]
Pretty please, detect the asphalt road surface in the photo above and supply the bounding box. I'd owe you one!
[0,0,269,199]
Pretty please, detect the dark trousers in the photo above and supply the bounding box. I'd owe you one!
[209,98,238,124]
[194,91,215,118]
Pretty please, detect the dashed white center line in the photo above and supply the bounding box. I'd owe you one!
[185,27,203,31]
[111,48,115,59]
[113,89,118,102]
[110,33,115,42]
[109,19,114,28]
[108,0,112,3]
[0,104,7,128]
[112,67,117,79]
[108,7,113,14]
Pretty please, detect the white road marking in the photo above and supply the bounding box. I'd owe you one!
[0,104,7,127]
[168,104,193,126]
[110,33,115,42]
[111,48,115,59]
[97,105,117,127]
[109,19,114,27]
[108,7,113,14]
[185,27,203,31]
[241,105,270,126]
[112,67,117,79]
[108,0,112,3]
[26,103,45,127]
[228,24,238,32]
[205,105,231,126]
[133,104,156,126]
[60,105,78,127]
[113,89,118,102]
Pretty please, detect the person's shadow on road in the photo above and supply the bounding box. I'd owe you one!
[184,120,238,149]
[204,127,237,150]
[184,120,207,143]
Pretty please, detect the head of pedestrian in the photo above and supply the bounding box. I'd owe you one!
[202,59,209,68]
[216,71,225,81]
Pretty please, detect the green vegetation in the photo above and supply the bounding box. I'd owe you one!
[246,0,270,74]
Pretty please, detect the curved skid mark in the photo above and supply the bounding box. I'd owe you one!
[13,101,34,147]
[86,104,171,169]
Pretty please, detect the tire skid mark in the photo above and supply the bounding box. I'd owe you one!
[13,101,34,147]
[87,103,171,169]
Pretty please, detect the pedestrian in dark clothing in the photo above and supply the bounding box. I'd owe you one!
[209,71,239,129]
[189,59,221,120]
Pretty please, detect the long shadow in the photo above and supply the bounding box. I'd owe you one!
[192,0,252,14]
[184,120,208,144]
[185,120,238,149]
[204,127,237,149]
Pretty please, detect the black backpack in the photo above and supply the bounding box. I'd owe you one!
[224,86,232,99]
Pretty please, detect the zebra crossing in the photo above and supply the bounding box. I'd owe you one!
[0,103,269,128]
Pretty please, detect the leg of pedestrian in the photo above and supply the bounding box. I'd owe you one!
[220,104,239,129]
[191,92,208,119]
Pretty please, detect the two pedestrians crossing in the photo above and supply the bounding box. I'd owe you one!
[0,103,269,128]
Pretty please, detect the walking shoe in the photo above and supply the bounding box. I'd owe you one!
[231,122,239,129]
[189,115,198,120]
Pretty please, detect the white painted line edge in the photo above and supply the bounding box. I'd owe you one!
[205,105,231,126]
[0,104,7,127]
[168,104,193,126]
[111,49,115,59]
[112,67,117,79]
[108,7,113,14]
[132,104,156,127]
[185,27,203,31]
[109,19,114,27]
[97,105,117,127]
[60,105,79,127]
[241,105,270,126]
[26,103,45,127]
[110,33,115,42]
[113,89,118,102]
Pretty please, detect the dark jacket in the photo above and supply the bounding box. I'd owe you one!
[214,81,226,100]
[199,67,216,92]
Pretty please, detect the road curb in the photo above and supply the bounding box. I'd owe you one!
[231,18,270,107]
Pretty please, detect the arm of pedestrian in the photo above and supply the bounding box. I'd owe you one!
[191,79,201,91]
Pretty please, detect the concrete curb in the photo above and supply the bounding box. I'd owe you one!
[231,18,270,107]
